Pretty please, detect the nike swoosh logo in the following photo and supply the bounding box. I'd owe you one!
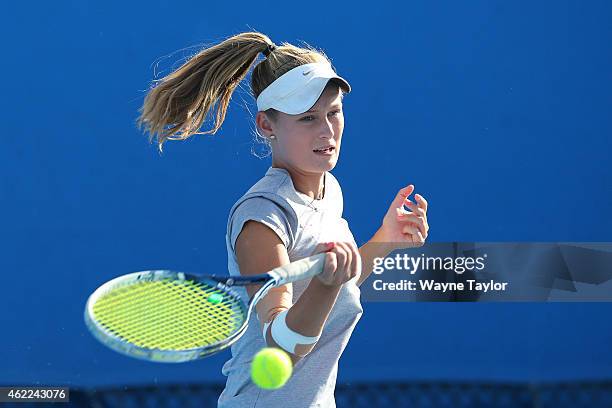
[303,70,312,76]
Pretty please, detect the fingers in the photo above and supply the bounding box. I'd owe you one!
[323,250,338,278]
[397,188,428,234]
[401,224,425,246]
[396,208,429,237]
[332,242,350,281]
[404,202,426,217]
[334,241,361,281]
[396,187,429,246]
[402,191,427,211]
[401,224,419,235]
[398,184,415,199]
[391,185,415,209]
[413,229,425,246]
[332,242,358,282]
[311,241,336,256]
[316,241,361,286]
[415,194,428,211]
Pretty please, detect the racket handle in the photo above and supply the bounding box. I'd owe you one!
[268,253,327,286]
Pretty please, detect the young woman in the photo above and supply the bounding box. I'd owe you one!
[137,31,429,408]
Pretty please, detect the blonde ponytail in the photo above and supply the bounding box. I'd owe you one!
[136,31,337,152]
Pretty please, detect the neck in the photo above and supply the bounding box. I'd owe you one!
[273,165,326,200]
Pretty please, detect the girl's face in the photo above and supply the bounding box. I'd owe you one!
[259,83,345,174]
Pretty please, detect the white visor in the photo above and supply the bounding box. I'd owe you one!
[256,62,351,115]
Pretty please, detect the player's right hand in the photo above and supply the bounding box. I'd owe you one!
[310,241,362,287]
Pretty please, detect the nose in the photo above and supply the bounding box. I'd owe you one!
[319,116,335,139]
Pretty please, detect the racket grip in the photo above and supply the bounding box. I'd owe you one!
[269,253,327,286]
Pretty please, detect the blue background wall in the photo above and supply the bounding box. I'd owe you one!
[1,0,611,387]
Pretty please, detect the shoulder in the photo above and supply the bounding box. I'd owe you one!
[326,171,343,196]
[232,196,290,221]
[226,167,307,232]
[228,195,297,253]
[228,169,298,219]
[325,171,344,218]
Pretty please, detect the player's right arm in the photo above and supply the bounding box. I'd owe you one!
[234,220,360,366]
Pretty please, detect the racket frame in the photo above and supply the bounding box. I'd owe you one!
[84,253,327,362]
[85,269,274,363]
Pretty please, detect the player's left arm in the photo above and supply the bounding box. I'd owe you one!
[356,185,429,288]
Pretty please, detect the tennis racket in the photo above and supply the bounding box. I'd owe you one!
[84,253,327,363]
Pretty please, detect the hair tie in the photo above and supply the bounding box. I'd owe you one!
[262,43,277,58]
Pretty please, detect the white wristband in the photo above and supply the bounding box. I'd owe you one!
[262,309,320,354]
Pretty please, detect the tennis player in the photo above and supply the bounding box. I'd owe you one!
[137,31,429,408]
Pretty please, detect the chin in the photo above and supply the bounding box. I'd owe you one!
[305,161,336,174]
[322,160,337,172]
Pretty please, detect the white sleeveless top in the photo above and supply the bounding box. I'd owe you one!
[217,166,364,408]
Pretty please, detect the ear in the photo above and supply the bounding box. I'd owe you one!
[256,111,275,136]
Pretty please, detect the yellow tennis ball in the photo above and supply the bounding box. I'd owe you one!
[251,347,293,389]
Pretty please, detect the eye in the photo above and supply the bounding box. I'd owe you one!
[300,110,342,122]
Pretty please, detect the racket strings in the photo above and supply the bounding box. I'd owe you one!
[92,279,245,350]
[96,280,240,349]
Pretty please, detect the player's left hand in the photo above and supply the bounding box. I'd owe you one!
[376,184,429,249]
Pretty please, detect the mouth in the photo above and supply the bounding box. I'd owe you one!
[313,145,335,154]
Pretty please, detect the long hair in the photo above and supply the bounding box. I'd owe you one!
[136,31,343,153]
